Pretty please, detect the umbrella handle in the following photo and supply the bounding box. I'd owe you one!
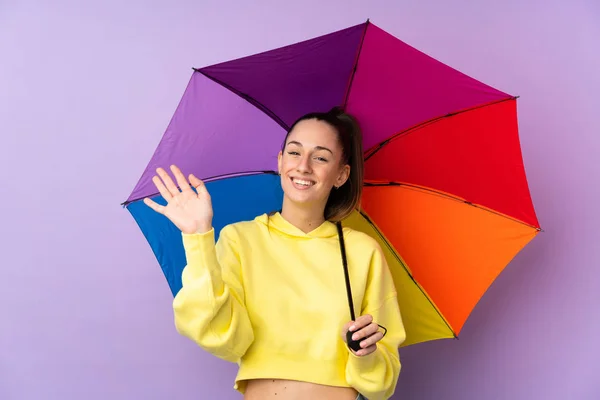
[337,222,362,352]
[336,222,388,353]
[336,221,357,322]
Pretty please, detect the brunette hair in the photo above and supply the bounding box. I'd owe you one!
[282,106,364,221]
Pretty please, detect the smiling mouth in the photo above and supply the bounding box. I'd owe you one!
[291,177,315,188]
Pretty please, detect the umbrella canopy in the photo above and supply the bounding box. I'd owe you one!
[123,20,541,347]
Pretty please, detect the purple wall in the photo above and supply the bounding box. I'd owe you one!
[1,0,598,399]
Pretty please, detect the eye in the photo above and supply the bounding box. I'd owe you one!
[287,151,300,156]
[315,156,328,162]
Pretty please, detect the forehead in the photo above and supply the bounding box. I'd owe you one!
[286,118,340,148]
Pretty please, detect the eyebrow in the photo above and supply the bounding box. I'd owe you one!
[286,140,333,155]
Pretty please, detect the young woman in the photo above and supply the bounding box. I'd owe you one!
[143,108,406,400]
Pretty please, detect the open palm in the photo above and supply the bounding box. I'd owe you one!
[143,165,213,234]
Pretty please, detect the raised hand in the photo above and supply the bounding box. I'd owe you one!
[143,165,213,234]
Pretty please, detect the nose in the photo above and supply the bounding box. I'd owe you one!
[296,154,312,174]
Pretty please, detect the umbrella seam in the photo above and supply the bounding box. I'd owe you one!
[364,96,518,160]
[342,19,370,109]
[358,209,457,338]
[121,170,279,206]
[193,69,290,131]
[364,181,542,231]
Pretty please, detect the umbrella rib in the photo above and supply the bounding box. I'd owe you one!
[364,181,542,231]
[364,96,518,161]
[121,170,278,206]
[342,19,370,109]
[357,209,457,338]
[193,69,290,131]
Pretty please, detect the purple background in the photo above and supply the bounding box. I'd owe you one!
[1,0,598,399]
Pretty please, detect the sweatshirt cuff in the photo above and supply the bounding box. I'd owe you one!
[180,229,222,284]
[347,345,380,371]
[182,228,215,252]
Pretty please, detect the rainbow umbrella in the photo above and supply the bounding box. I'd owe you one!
[123,20,541,346]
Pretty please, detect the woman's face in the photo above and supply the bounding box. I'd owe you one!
[277,118,350,210]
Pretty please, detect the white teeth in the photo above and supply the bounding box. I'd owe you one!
[292,178,314,186]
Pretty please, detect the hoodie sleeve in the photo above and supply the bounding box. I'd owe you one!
[345,241,406,400]
[172,225,254,363]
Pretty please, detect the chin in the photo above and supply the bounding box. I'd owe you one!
[283,192,312,205]
[283,192,329,211]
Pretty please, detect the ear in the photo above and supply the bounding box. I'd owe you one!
[277,150,283,175]
[335,164,350,188]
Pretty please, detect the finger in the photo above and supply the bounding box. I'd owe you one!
[351,322,379,341]
[357,314,374,327]
[170,165,192,192]
[356,343,378,357]
[152,175,173,201]
[156,167,180,197]
[189,173,209,196]
[342,321,354,332]
[349,314,373,332]
[143,197,166,214]
[359,331,384,349]
[341,321,354,341]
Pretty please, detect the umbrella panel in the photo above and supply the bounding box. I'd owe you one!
[360,184,539,336]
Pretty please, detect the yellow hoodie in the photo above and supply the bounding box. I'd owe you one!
[172,212,406,400]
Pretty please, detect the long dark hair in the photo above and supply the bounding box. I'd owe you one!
[282,106,364,222]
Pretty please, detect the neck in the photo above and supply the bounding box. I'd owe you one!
[280,199,326,233]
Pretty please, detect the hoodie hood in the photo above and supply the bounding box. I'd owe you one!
[255,212,339,239]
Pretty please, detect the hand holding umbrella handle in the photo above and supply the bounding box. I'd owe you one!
[143,165,214,235]
[337,222,388,355]
[346,321,388,353]
[346,331,363,352]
